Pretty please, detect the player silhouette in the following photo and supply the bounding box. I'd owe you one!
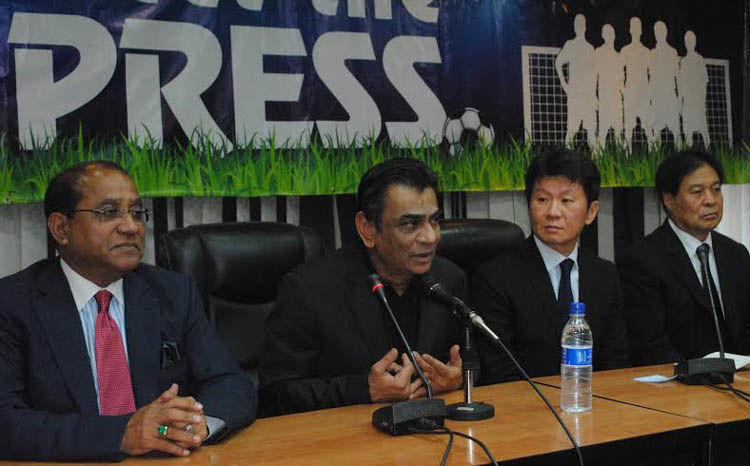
[594,24,625,148]
[649,21,681,146]
[678,30,711,147]
[556,14,597,147]
[620,17,651,151]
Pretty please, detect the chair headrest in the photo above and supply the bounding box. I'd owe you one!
[437,218,524,275]
[157,222,324,303]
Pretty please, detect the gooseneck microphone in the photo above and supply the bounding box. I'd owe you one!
[422,279,494,421]
[368,274,447,436]
[422,276,584,466]
[675,246,736,384]
[369,274,434,398]
[424,280,501,343]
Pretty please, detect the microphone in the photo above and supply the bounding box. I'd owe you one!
[368,274,447,436]
[369,274,434,398]
[423,279,499,341]
[422,275,585,465]
[675,250,735,384]
[420,276,495,421]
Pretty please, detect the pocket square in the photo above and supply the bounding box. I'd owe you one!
[160,340,181,369]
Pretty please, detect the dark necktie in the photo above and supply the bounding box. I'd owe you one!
[696,244,724,319]
[558,258,575,311]
[94,290,136,416]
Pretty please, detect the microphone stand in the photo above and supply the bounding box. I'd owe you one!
[447,323,495,421]
[675,263,735,384]
[369,275,447,436]
[424,280,584,465]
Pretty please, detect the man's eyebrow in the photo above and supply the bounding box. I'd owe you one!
[398,213,426,222]
[96,198,143,207]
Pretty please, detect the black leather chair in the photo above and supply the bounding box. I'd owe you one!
[437,218,525,277]
[156,222,325,372]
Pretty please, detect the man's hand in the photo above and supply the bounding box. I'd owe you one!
[158,382,209,446]
[414,345,463,394]
[120,384,206,457]
[368,348,425,402]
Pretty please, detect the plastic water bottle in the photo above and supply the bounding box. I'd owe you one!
[560,302,592,413]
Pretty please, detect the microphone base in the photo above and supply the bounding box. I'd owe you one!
[447,401,495,421]
[372,398,447,436]
[675,357,736,385]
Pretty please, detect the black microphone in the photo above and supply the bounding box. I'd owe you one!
[368,274,447,436]
[369,274,434,398]
[675,247,735,384]
[423,278,499,340]
[420,276,495,421]
[422,275,585,465]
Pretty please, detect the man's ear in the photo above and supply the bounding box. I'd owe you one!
[662,193,674,215]
[584,200,600,226]
[47,213,70,246]
[355,211,376,249]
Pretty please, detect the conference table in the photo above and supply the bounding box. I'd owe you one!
[9,365,750,465]
[536,364,750,465]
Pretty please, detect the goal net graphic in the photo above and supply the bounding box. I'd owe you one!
[521,46,733,147]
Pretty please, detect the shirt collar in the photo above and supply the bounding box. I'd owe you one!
[60,258,125,312]
[667,218,713,255]
[533,234,579,273]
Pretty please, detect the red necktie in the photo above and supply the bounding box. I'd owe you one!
[94,290,136,416]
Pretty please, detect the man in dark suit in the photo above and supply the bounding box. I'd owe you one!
[471,150,629,384]
[0,161,256,461]
[619,150,750,365]
[259,158,466,416]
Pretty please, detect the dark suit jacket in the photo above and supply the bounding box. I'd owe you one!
[258,246,466,416]
[471,236,630,384]
[618,222,750,365]
[0,259,256,462]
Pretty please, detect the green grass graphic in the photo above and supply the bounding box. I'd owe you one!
[1,132,748,204]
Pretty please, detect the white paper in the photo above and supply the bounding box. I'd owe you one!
[633,374,678,383]
[703,352,750,370]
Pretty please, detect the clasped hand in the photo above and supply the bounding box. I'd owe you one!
[120,383,209,457]
[368,345,463,402]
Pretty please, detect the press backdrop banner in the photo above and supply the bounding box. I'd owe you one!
[0,0,747,201]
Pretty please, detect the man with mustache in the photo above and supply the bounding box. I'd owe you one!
[471,150,629,383]
[619,151,750,365]
[259,158,465,416]
[0,161,255,461]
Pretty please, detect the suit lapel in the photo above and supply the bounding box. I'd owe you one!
[34,260,99,415]
[578,248,605,333]
[344,250,391,362]
[522,238,565,342]
[123,270,161,407]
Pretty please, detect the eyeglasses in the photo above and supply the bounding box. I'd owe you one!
[69,207,151,223]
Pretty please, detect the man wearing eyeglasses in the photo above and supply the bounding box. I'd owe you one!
[0,161,256,461]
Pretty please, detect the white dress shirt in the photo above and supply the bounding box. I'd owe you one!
[668,219,724,314]
[534,235,580,302]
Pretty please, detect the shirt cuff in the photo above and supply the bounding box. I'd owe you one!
[204,415,226,440]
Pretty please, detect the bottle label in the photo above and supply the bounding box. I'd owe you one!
[561,345,592,366]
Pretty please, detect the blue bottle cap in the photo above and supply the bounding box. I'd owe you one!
[569,302,585,314]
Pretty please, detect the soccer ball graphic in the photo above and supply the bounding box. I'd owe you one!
[442,107,495,155]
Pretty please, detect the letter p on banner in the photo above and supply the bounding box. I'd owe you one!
[8,13,117,149]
